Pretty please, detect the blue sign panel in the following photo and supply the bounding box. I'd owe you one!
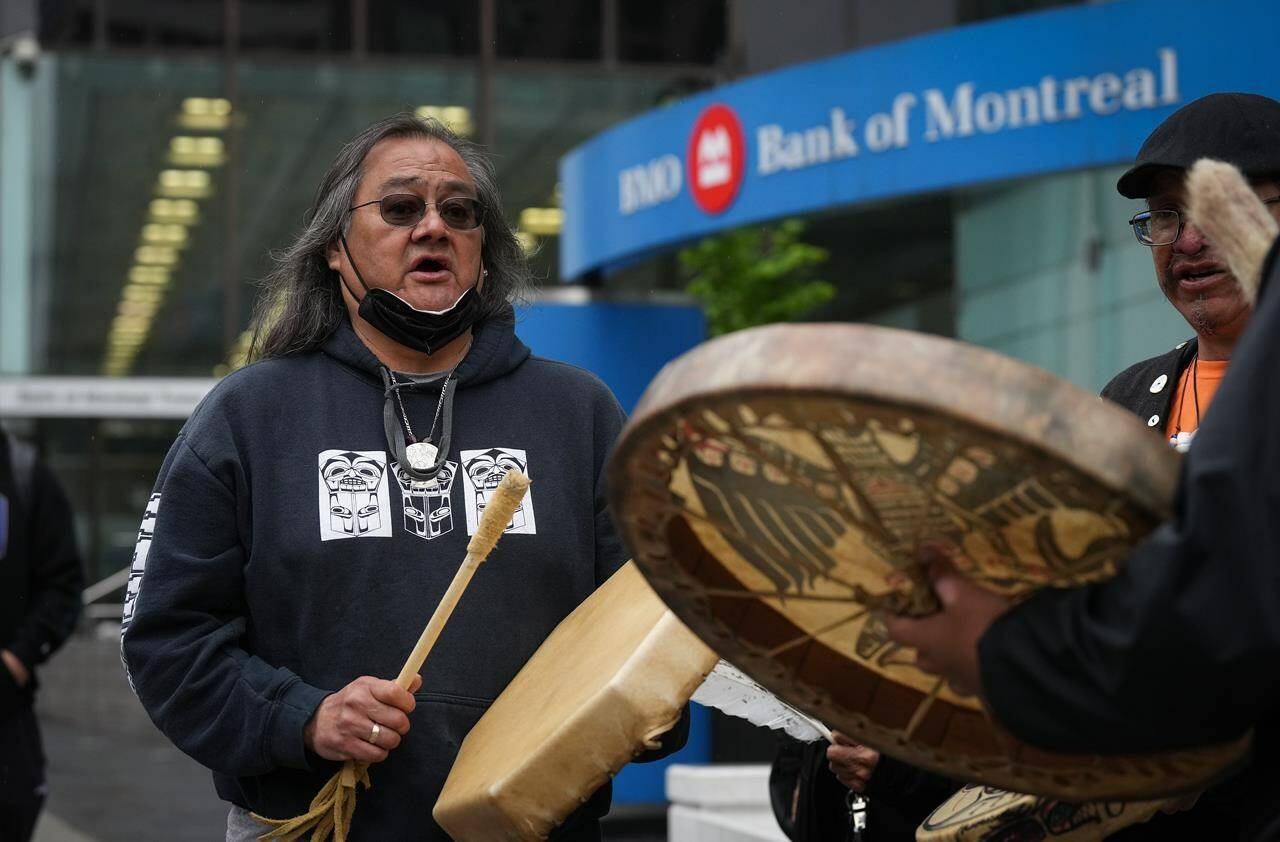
[515,297,705,413]
[561,0,1280,279]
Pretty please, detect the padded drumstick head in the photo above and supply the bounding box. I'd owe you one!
[1186,158,1279,306]
[467,470,530,557]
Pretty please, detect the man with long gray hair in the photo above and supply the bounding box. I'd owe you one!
[120,113,683,840]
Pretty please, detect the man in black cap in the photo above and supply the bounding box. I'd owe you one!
[883,94,1280,841]
[1103,92,1280,453]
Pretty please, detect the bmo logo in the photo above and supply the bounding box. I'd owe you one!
[687,104,745,215]
[619,154,682,216]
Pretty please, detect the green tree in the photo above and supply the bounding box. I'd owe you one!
[679,219,834,337]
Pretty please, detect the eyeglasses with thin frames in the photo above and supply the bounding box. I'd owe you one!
[348,194,485,231]
[1128,196,1280,246]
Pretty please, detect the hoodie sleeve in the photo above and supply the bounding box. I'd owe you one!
[120,434,329,777]
[593,388,629,586]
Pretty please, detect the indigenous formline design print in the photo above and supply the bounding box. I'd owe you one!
[120,492,161,690]
[393,459,458,541]
[317,450,392,541]
[460,447,536,536]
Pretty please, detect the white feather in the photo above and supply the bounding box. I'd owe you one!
[691,660,832,743]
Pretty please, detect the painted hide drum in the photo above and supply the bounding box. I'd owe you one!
[607,323,1248,801]
[917,785,1166,842]
[434,561,719,841]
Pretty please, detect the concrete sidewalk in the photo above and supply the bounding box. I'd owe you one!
[34,811,99,842]
[30,631,238,841]
[33,715,227,842]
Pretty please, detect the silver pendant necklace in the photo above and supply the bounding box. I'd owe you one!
[390,344,468,472]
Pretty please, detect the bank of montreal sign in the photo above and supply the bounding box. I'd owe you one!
[559,0,1280,280]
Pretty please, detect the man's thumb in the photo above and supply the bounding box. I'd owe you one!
[881,610,922,648]
[930,564,965,608]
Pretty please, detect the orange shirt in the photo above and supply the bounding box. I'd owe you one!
[1164,358,1228,446]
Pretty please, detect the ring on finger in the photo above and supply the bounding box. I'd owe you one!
[368,722,382,744]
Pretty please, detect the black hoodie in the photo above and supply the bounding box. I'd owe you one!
[120,306,636,839]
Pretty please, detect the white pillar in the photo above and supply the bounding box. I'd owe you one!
[667,764,789,842]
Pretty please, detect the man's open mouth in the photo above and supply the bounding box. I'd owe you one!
[413,257,448,273]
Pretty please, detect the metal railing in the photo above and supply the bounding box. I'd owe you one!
[82,565,129,622]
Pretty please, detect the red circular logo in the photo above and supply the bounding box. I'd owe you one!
[687,104,745,215]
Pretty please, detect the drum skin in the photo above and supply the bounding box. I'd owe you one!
[608,323,1248,801]
[917,785,1166,842]
[434,562,718,841]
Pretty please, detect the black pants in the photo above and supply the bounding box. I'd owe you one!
[0,693,46,842]
[0,792,44,842]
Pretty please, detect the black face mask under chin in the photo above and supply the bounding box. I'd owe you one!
[338,233,483,356]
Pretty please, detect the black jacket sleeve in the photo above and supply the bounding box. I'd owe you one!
[979,241,1280,754]
[770,738,849,842]
[6,459,84,672]
[863,754,960,833]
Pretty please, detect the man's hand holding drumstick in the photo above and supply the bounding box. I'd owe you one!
[304,673,423,764]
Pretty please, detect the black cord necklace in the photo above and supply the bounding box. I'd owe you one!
[1170,355,1201,453]
[381,338,470,479]
[1190,356,1202,429]
[1172,355,1201,435]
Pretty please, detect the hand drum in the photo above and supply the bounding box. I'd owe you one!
[608,323,1246,800]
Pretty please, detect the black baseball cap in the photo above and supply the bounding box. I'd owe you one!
[1117,92,1280,199]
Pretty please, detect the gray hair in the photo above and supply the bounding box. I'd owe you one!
[248,113,534,361]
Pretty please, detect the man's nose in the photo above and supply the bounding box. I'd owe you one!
[1172,220,1207,254]
[411,204,449,239]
